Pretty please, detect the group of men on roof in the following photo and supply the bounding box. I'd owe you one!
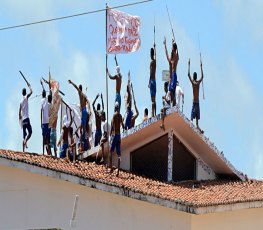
[19,34,204,176]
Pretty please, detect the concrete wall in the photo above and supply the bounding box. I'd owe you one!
[192,207,263,230]
[0,165,191,230]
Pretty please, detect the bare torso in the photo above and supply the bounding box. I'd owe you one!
[78,91,87,109]
[192,81,200,103]
[95,111,102,130]
[150,59,156,80]
[115,74,122,94]
[112,112,122,135]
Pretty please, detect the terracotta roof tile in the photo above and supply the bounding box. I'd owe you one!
[1,149,263,208]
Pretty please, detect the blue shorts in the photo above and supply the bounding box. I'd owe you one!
[22,118,32,140]
[81,108,87,128]
[50,128,57,151]
[150,79,156,98]
[42,123,50,140]
[94,129,102,147]
[125,108,133,130]
[115,93,121,110]
[169,72,177,94]
[191,102,200,120]
[81,134,90,151]
[60,143,68,158]
[110,134,121,157]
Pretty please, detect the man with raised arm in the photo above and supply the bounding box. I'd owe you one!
[109,102,124,176]
[57,110,73,159]
[124,77,133,130]
[68,80,89,150]
[93,93,104,147]
[149,45,156,117]
[41,90,51,155]
[188,58,204,132]
[107,55,122,110]
[163,36,179,106]
[19,82,33,152]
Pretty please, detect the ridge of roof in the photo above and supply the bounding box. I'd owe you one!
[1,149,263,215]
[121,107,246,180]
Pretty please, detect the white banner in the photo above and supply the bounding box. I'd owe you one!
[107,9,141,54]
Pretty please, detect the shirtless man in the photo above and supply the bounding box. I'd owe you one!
[107,55,122,110]
[109,102,124,176]
[148,45,156,117]
[19,83,33,152]
[130,100,139,128]
[124,78,133,130]
[68,80,89,150]
[57,111,73,159]
[93,93,104,147]
[188,58,204,132]
[163,36,179,106]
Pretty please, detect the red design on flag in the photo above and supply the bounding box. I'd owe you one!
[107,9,141,54]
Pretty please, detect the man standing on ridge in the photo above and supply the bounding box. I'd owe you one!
[163,36,179,106]
[93,93,104,147]
[107,55,122,110]
[149,45,156,117]
[109,102,124,176]
[68,79,89,151]
[188,58,204,133]
[19,82,33,152]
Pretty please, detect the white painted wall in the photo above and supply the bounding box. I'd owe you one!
[196,158,216,180]
[192,207,263,230]
[0,164,191,230]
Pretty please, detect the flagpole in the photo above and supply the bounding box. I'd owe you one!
[106,3,110,167]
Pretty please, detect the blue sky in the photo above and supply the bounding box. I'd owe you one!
[0,0,262,179]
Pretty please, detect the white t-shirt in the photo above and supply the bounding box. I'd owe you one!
[41,98,50,124]
[103,120,111,140]
[176,85,184,109]
[164,91,171,108]
[20,96,29,121]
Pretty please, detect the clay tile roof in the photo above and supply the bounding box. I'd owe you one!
[1,149,263,211]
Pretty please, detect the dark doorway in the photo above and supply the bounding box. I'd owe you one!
[173,136,196,181]
[131,135,168,181]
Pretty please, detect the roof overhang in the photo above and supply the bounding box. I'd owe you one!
[120,107,245,180]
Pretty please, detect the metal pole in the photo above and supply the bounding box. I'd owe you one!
[198,33,205,100]
[106,3,110,167]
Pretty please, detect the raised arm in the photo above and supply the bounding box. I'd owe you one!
[133,101,139,120]
[163,36,170,63]
[198,60,204,83]
[92,94,99,114]
[101,93,104,111]
[188,59,193,83]
[114,55,118,66]
[107,68,117,80]
[68,80,81,93]
[27,84,33,99]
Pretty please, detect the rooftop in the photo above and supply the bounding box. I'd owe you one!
[1,149,263,214]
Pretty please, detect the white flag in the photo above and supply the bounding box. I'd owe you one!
[107,9,141,54]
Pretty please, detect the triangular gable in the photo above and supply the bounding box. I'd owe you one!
[119,107,245,181]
